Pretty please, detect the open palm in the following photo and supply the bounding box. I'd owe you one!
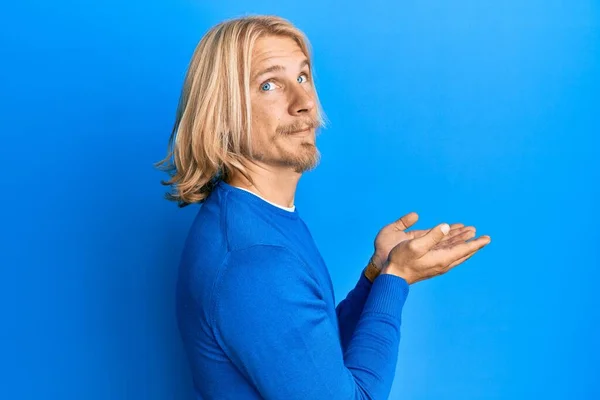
[372,212,476,269]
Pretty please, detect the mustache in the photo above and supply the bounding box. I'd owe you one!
[277,119,321,135]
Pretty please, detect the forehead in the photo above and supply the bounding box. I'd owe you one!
[251,35,306,69]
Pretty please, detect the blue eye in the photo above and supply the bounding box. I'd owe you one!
[298,74,308,84]
[260,82,275,91]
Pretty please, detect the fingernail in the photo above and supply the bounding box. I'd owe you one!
[441,224,450,235]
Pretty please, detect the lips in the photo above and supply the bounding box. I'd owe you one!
[290,128,311,134]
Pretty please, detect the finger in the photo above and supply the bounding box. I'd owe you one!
[447,251,476,269]
[410,223,466,239]
[444,226,475,242]
[446,234,488,267]
[431,227,475,249]
[440,228,476,247]
[393,212,419,231]
[440,235,491,265]
[410,223,451,255]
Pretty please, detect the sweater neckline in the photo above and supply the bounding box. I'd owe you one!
[217,180,300,219]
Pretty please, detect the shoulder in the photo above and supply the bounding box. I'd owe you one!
[188,183,291,253]
[209,244,324,325]
[219,244,314,288]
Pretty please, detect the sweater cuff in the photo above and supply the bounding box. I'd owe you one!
[358,268,374,288]
[362,274,409,319]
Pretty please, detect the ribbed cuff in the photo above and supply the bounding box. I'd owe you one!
[362,274,410,319]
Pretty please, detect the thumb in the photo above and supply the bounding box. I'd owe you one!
[392,211,419,230]
[410,223,450,256]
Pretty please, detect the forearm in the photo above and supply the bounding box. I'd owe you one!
[336,257,382,351]
[215,246,410,400]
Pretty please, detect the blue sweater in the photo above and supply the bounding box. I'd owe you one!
[176,180,410,399]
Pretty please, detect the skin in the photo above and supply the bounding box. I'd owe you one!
[228,34,320,208]
[376,212,491,284]
[228,34,491,283]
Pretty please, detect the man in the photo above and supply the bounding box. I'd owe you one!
[156,15,491,400]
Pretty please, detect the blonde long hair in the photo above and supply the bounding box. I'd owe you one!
[155,15,327,207]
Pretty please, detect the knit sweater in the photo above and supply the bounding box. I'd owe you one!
[175,180,410,399]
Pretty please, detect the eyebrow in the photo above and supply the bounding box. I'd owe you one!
[253,59,311,82]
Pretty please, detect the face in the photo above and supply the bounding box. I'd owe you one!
[246,35,321,173]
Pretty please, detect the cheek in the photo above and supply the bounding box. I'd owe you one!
[251,101,282,135]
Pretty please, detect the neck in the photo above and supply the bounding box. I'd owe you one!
[226,162,301,209]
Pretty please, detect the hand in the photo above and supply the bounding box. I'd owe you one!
[381,222,491,284]
[372,212,478,270]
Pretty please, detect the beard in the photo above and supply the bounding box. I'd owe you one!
[250,133,321,173]
[279,141,321,173]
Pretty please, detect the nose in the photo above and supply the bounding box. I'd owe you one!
[288,84,315,116]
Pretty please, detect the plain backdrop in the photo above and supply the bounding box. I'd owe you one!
[1,1,599,399]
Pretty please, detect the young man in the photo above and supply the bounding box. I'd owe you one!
[156,15,490,400]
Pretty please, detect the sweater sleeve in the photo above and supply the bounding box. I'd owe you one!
[211,245,409,400]
[336,269,374,353]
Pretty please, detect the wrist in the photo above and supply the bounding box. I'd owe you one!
[380,261,413,284]
[363,256,382,283]
[371,253,385,270]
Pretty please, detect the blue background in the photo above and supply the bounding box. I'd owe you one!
[2,1,599,399]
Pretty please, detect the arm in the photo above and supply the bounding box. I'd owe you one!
[335,258,381,352]
[211,245,409,400]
